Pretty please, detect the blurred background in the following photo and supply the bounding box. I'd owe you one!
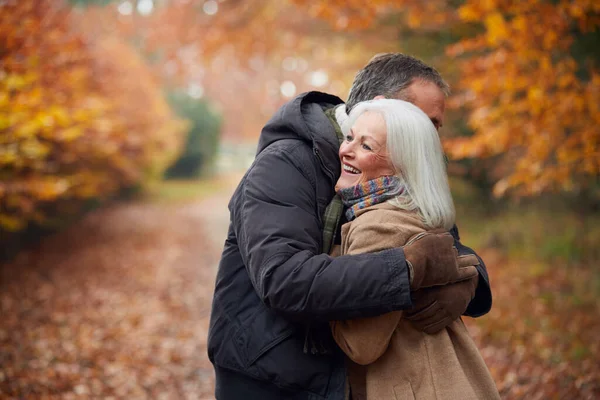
[0,0,598,398]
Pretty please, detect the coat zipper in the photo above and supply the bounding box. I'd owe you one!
[314,147,336,185]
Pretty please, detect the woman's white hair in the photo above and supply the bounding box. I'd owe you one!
[341,99,456,230]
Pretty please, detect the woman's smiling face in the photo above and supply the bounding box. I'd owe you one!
[336,111,395,190]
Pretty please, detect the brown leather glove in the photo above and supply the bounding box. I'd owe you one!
[404,255,480,334]
[404,231,478,291]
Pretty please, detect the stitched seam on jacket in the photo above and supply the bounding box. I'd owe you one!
[241,140,316,295]
[256,251,296,306]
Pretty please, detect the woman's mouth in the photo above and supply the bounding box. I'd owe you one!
[343,163,361,174]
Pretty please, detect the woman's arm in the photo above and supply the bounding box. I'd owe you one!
[330,215,419,364]
[330,311,402,365]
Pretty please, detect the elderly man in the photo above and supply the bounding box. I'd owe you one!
[208,53,492,400]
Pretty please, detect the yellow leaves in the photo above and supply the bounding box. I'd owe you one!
[20,138,50,160]
[59,126,84,142]
[0,213,25,231]
[458,4,481,22]
[527,87,544,115]
[0,144,18,165]
[48,106,72,128]
[1,72,38,92]
[484,13,508,45]
[512,15,527,32]
[29,179,71,201]
[0,0,186,232]
[0,114,9,130]
[542,30,558,50]
[0,92,8,110]
[446,0,600,197]
[16,120,43,138]
[2,74,27,90]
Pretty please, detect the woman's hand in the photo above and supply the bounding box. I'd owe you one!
[404,254,480,333]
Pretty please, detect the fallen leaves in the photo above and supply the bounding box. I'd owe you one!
[0,196,223,399]
[464,249,600,399]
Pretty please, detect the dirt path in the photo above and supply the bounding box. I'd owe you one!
[0,178,238,399]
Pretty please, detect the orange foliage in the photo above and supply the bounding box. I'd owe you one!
[446,0,600,196]
[0,0,186,231]
[291,0,452,30]
[80,0,400,143]
[295,0,600,197]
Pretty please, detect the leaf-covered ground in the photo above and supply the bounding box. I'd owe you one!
[1,178,599,399]
[0,187,231,399]
[464,250,600,399]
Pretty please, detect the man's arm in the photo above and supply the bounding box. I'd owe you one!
[234,143,412,322]
[449,225,492,317]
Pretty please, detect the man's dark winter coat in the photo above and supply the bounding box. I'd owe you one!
[207,92,492,399]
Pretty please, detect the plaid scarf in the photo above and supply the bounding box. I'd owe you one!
[337,176,404,221]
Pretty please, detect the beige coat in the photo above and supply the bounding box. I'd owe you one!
[330,202,499,400]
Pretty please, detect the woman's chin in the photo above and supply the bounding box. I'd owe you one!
[335,176,360,191]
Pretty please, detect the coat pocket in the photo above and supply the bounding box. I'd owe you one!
[233,306,295,367]
[393,382,415,400]
[233,306,334,397]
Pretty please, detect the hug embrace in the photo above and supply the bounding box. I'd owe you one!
[208,53,500,399]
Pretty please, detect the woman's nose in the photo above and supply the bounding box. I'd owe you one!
[339,141,354,158]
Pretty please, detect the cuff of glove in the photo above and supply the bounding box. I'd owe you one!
[407,260,414,285]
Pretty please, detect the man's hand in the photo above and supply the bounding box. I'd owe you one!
[404,254,480,334]
[404,231,478,290]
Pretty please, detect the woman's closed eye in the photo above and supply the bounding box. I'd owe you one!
[344,132,374,151]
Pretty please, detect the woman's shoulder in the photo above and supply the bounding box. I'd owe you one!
[352,201,425,228]
[341,202,427,253]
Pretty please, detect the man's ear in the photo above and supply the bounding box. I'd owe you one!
[372,95,386,100]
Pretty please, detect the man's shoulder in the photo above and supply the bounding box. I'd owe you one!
[256,138,314,162]
[243,139,318,189]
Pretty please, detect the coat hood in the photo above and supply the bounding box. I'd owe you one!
[257,91,344,180]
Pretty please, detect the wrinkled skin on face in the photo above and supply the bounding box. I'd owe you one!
[336,111,395,191]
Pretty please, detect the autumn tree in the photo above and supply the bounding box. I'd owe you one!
[0,0,186,231]
[445,0,600,196]
[164,91,222,178]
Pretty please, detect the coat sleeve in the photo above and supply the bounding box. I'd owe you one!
[330,311,402,365]
[449,225,492,317]
[330,218,409,365]
[234,144,412,321]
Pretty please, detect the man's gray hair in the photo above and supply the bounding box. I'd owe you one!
[345,53,450,113]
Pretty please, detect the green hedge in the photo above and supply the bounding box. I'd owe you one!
[164,92,222,179]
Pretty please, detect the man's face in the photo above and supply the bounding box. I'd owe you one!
[402,80,446,131]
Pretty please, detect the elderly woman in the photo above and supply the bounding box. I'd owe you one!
[330,99,499,400]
